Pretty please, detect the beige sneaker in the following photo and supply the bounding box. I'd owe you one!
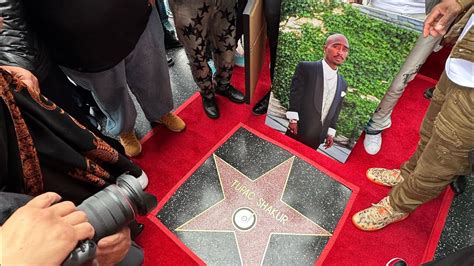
[352,196,409,231]
[366,168,404,187]
[158,113,186,132]
[119,132,142,157]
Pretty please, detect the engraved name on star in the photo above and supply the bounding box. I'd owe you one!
[176,155,331,265]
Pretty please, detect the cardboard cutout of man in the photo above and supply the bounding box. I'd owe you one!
[285,34,350,150]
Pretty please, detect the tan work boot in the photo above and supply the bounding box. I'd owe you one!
[366,168,404,187]
[119,132,142,157]
[352,196,409,231]
[158,113,186,132]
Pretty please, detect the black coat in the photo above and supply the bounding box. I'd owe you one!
[286,60,347,149]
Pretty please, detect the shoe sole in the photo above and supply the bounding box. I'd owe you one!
[125,146,142,157]
[215,92,246,104]
[205,113,220,119]
[156,121,186,133]
[351,214,409,232]
[252,110,267,116]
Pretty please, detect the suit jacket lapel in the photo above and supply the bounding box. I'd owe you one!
[313,60,323,114]
[325,74,343,126]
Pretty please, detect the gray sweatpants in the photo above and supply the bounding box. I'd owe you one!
[61,8,174,136]
[365,34,442,134]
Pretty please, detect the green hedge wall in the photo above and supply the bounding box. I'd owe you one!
[273,1,418,144]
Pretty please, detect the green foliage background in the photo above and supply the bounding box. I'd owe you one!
[273,1,418,145]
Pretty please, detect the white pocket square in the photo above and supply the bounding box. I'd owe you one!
[341,91,346,97]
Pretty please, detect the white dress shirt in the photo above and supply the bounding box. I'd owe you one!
[371,0,425,15]
[445,14,474,88]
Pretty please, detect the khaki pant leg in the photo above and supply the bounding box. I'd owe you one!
[399,72,449,179]
[390,73,474,213]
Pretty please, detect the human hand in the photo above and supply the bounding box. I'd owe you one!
[1,192,94,265]
[288,121,298,135]
[1,65,40,95]
[324,135,334,149]
[96,227,131,266]
[423,0,463,37]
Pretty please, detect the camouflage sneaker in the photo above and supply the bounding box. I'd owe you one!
[119,132,142,157]
[158,113,186,132]
[366,168,404,187]
[352,196,409,231]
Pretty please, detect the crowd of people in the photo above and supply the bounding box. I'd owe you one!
[0,0,472,264]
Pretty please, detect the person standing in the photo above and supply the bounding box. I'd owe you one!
[285,34,350,150]
[363,0,444,155]
[168,0,245,119]
[353,0,473,231]
[23,0,185,157]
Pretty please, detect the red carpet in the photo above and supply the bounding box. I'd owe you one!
[133,51,453,265]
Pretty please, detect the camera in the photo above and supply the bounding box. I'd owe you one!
[63,173,157,265]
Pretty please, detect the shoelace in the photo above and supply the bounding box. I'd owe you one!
[371,200,393,217]
[366,134,381,144]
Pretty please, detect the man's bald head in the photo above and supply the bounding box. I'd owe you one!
[323,33,349,70]
[325,34,350,48]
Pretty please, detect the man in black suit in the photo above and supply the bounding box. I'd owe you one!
[286,34,349,150]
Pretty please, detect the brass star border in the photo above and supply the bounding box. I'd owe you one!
[175,154,331,265]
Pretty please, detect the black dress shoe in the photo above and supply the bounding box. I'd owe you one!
[450,175,466,195]
[164,30,183,50]
[167,56,175,67]
[252,91,271,115]
[216,84,245,103]
[202,95,220,119]
[424,87,435,100]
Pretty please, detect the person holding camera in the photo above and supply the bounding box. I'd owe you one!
[0,53,147,265]
[1,192,139,265]
[1,192,95,265]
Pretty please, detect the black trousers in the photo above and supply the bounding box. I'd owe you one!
[236,0,281,81]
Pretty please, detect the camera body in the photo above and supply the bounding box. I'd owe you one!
[63,173,157,265]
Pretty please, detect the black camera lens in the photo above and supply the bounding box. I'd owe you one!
[77,174,157,241]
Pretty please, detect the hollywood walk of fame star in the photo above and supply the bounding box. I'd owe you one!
[176,155,331,265]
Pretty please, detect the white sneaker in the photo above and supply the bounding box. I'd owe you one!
[136,170,149,189]
[364,133,382,155]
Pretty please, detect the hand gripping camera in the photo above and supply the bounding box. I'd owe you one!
[63,174,157,265]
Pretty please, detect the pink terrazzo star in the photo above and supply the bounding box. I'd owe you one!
[177,155,331,265]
